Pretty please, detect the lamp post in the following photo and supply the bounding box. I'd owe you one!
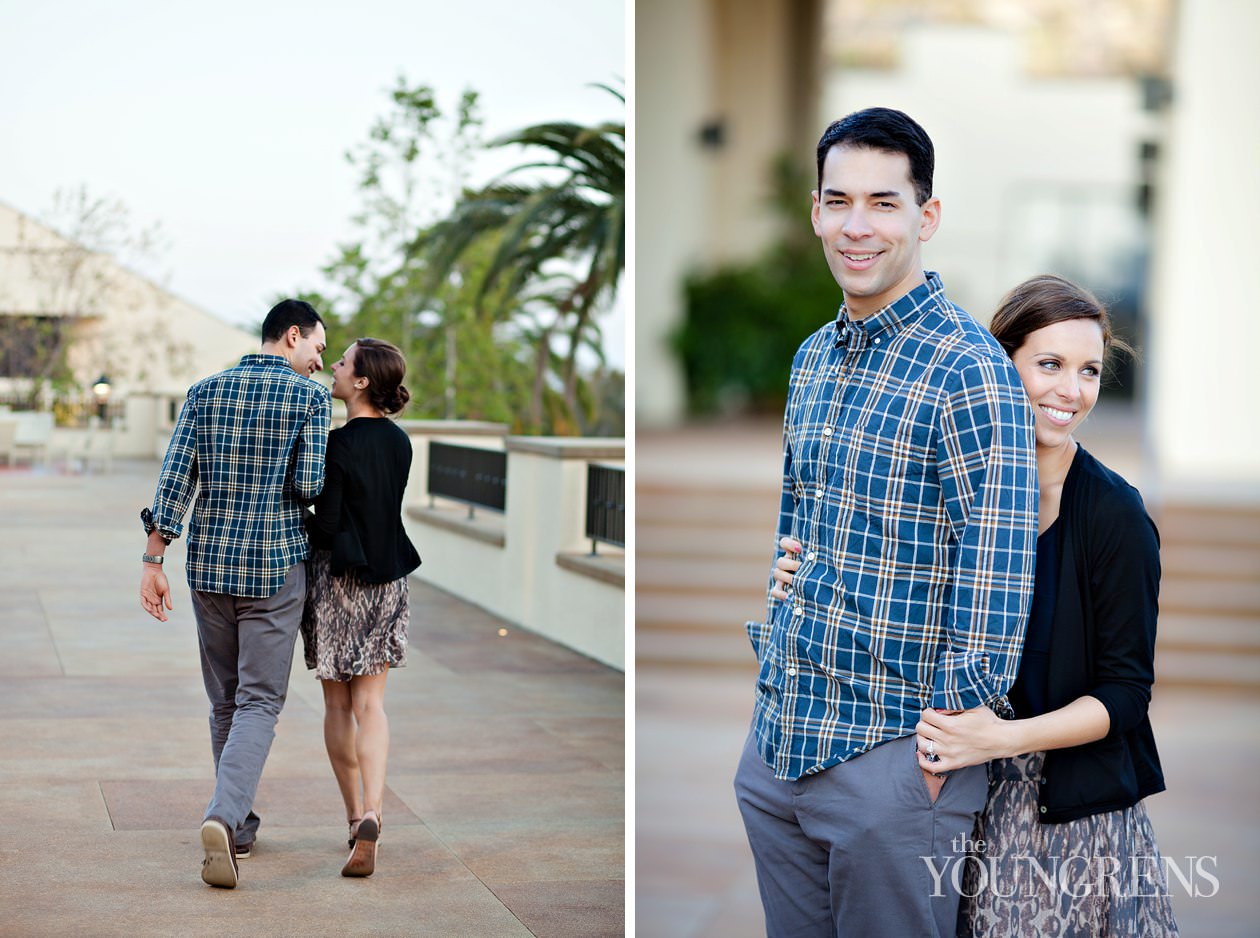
[91,374,111,423]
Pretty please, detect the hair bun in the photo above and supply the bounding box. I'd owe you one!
[378,384,410,415]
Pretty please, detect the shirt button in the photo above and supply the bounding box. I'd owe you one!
[822,426,833,437]
[806,552,816,561]
[793,606,804,617]
[1039,806,1048,814]
[814,489,823,498]
[787,667,798,676]
[874,337,881,345]
[1039,777,1048,785]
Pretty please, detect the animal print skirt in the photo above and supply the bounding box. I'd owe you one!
[300,549,409,682]
[958,750,1179,937]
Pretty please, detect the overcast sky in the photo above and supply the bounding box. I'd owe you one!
[0,0,625,366]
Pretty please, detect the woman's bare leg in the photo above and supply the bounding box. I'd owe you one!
[349,671,390,818]
[321,679,363,823]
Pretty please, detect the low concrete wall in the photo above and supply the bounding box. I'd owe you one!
[403,430,625,670]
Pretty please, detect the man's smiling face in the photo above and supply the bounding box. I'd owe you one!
[811,144,940,320]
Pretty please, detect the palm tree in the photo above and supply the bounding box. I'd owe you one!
[414,83,624,430]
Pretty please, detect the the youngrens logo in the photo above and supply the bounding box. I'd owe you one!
[922,835,1219,899]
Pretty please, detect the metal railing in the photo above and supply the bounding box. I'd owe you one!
[428,441,507,518]
[585,463,625,553]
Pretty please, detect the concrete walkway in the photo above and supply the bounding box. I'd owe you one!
[0,460,624,937]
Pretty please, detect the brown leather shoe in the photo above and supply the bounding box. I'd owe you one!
[200,817,239,888]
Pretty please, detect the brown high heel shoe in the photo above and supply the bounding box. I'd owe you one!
[341,809,379,877]
[347,817,362,849]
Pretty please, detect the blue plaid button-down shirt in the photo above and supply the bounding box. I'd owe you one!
[748,273,1038,781]
[150,354,332,598]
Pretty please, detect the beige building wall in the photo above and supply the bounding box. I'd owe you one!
[0,200,255,398]
[824,25,1154,326]
[1146,0,1260,496]
[636,0,822,426]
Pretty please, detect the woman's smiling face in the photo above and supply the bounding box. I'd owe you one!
[1010,318,1106,449]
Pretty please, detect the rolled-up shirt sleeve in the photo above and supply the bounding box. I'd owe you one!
[932,358,1038,712]
[289,387,331,502]
[150,388,199,540]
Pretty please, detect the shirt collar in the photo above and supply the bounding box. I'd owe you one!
[240,353,294,370]
[833,271,945,348]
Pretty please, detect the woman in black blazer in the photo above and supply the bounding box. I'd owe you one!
[913,276,1179,935]
[301,337,421,879]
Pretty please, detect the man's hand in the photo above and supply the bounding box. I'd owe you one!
[140,565,173,621]
[769,537,802,600]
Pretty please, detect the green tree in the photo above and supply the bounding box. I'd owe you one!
[299,79,623,435]
[306,77,534,422]
[414,83,624,431]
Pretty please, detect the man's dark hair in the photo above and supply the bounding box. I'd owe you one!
[816,107,935,206]
[261,299,324,343]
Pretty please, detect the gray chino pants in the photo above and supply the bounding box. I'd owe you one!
[191,563,305,847]
[735,730,988,938]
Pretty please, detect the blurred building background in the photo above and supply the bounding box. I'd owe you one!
[637,0,1258,497]
[637,1,1260,936]
[0,199,255,422]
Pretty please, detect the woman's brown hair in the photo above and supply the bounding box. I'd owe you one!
[989,274,1135,367]
[352,337,410,416]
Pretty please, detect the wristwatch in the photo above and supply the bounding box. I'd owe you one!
[142,553,164,565]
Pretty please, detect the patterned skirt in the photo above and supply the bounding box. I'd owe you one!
[300,549,409,682]
[958,751,1179,937]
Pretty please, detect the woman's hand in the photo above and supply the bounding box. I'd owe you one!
[768,537,802,600]
[915,706,1017,774]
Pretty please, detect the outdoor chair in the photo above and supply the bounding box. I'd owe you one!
[13,411,54,466]
[0,419,18,466]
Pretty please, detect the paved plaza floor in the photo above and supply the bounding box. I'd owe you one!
[0,460,624,937]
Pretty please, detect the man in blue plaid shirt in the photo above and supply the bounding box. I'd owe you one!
[139,299,332,888]
[733,109,1038,936]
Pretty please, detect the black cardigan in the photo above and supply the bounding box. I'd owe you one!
[305,417,421,584]
[1035,445,1166,823]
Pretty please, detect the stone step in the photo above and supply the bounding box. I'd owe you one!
[1160,578,1260,617]
[636,485,777,520]
[637,524,773,558]
[635,622,1260,691]
[1159,543,1260,580]
[1155,505,1260,548]
[1158,613,1260,655]
[636,544,1260,593]
[637,602,1260,653]
[634,625,758,672]
[638,568,1260,638]
[639,494,1260,557]
[1153,647,1260,692]
[637,554,776,591]
[636,588,768,632]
